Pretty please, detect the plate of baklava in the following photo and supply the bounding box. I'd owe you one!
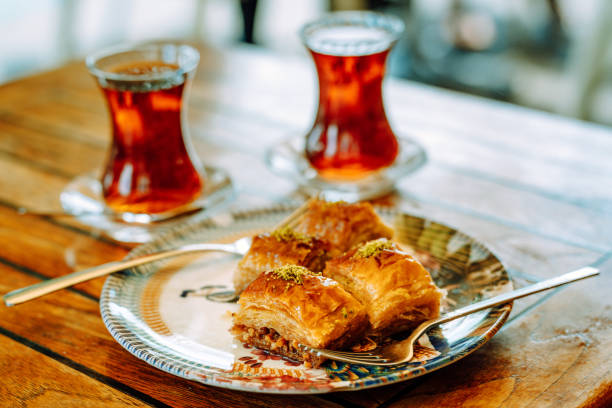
[100,199,514,393]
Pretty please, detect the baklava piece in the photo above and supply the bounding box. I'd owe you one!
[292,199,393,256]
[231,265,368,368]
[233,227,329,294]
[324,238,443,338]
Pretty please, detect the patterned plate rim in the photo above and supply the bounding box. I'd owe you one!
[100,204,513,394]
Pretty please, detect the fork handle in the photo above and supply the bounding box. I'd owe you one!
[438,266,599,325]
[2,242,235,307]
[404,266,600,351]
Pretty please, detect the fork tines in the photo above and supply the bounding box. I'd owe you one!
[301,345,391,365]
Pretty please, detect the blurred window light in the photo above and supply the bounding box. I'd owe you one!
[0,0,611,125]
[0,0,60,83]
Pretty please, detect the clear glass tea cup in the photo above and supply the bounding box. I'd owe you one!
[56,43,233,241]
[301,11,404,181]
[265,12,427,201]
[86,43,204,214]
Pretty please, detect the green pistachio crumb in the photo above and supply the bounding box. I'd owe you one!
[270,265,312,284]
[271,226,311,244]
[355,238,394,258]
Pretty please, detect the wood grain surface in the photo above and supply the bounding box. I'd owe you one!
[0,43,610,407]
[0,335,149,407]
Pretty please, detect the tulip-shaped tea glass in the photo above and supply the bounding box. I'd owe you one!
[60,43,232,241]
[266,12,426,201]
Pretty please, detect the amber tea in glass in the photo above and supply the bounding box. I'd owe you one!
[301,13,404,181]
[87,44,203,214]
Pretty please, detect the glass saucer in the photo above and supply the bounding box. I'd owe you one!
[265,136,427,201]
[59,166,234,243]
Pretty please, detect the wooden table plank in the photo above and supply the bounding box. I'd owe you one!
[0,204,128,298]
[0,155,72,212]
[388,80,612,169]
[0,120,105,177]
[0,334,150,407]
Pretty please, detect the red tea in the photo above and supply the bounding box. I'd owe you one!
[100,61,203,214]
[304,26,399,181]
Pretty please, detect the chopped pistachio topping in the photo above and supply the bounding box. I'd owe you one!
[341,307,348,319]
[271,226,311,244]
[355,238,394,258]
[270,265,312,284]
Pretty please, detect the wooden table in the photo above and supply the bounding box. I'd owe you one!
[0,43,611,407]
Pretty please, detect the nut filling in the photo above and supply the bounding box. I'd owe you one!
[231,325,325,368]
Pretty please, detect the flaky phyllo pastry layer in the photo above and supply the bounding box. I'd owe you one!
[233,227,329,294]
[231,265,368,368]
[324,238,443,337]
[291,199,394,256]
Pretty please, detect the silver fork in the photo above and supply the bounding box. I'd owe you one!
[3,237,252,306]
[3,199,313,307]
[303,266,599,366]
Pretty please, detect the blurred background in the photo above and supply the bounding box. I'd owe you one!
[2,0,612,126]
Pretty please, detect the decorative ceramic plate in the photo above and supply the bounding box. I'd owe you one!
[100,205,513,394]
